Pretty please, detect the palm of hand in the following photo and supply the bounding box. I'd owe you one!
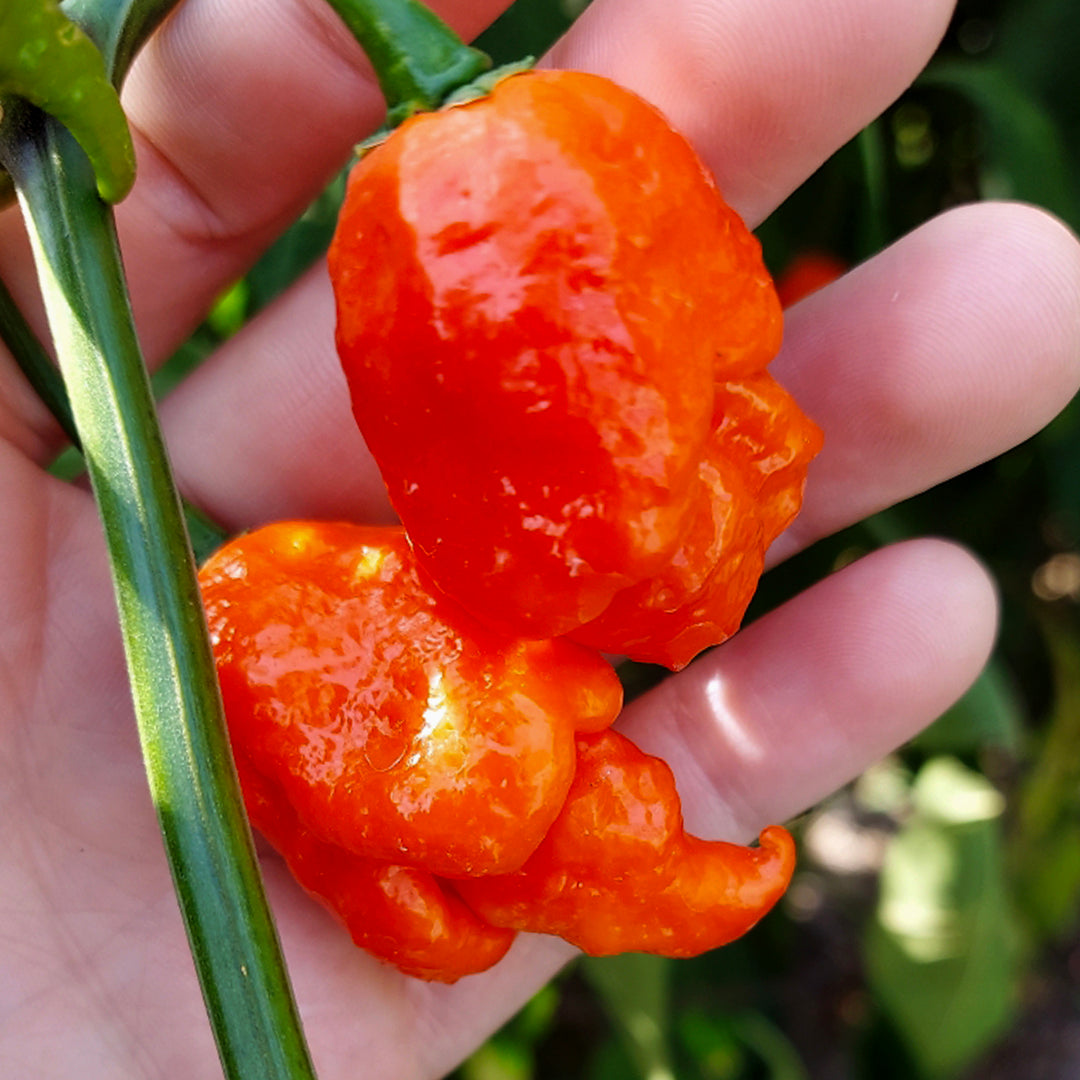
[1,1,1079,1078]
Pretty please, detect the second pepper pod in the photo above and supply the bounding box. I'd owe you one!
[199,521,796,982]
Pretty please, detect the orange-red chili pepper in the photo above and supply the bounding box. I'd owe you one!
[199,520,795,980]
[328,68,820,667]
[456,729,795,956]
[238,745,515,982]
[199,521,622,880]
[569,371,820,668]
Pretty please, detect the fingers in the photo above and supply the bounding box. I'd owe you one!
[546,0,955,225]
[619,538,999,840]
[162,264,396,531]
[3,0,953,462]
[768,201,1080,562]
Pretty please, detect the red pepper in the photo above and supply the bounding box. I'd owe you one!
[457,729,795,957]
[199,521,623,880]
[238,750,515,983]
[329,69,820,667]
[199,521,795,980]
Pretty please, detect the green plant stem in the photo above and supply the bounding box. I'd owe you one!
[0,99,318,1080]
[321,0,491,126]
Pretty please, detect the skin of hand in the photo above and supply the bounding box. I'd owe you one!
[1,1,1079,1077]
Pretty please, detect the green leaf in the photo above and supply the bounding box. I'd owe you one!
[586,1036,642,1080]
[675,1008,808,1080]
[1011,619,1080,941]
[473,0,576,65]
[727,1012,808,1080]
[582,953,677,1080]
[460,1040,532,1080]
[911,659,1024,757]
[0,0,134,202]
[918,58,1078,223]
[675,1011,747,1080]
[206,279,250,339]
[865,757,1018,1079]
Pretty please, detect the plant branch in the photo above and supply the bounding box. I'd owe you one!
[0,96,318,1080]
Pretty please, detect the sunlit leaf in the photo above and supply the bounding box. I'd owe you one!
[1011,620,1080,941]
[865,758,1019,1079]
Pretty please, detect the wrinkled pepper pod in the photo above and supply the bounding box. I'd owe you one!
[238,751,515,983]
[329,68,821,667]
[198,521,624,880]
[456,729,796,957]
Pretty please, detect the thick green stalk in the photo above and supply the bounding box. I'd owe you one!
[0,101,318,1080]
[321,0,490,125]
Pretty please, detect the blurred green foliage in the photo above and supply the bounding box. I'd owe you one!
[146,0,1080,1076]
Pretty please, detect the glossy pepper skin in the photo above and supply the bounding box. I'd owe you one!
[457,729,795,956]
[238,745,515,982]
[569,371,820,668]
[329,68,821,666]
[198,521,623,880]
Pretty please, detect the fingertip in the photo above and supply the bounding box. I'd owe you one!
[851,536,1000,706]
[619,538,1001,838]
[772,200,1080,559]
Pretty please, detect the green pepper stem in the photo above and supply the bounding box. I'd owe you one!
[0,99,318,1080]
[321,0,491,125]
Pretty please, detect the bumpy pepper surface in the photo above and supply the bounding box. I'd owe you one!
[198,521,622,881]
[329,68,821,667]
[237,742,515,982]
[200,521,797,980]
[457,729,795,955]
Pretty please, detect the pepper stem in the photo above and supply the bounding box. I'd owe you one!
[320,0,491,126]
[0,98,318,1080]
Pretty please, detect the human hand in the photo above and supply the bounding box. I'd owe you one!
[2,1,1078,1077]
